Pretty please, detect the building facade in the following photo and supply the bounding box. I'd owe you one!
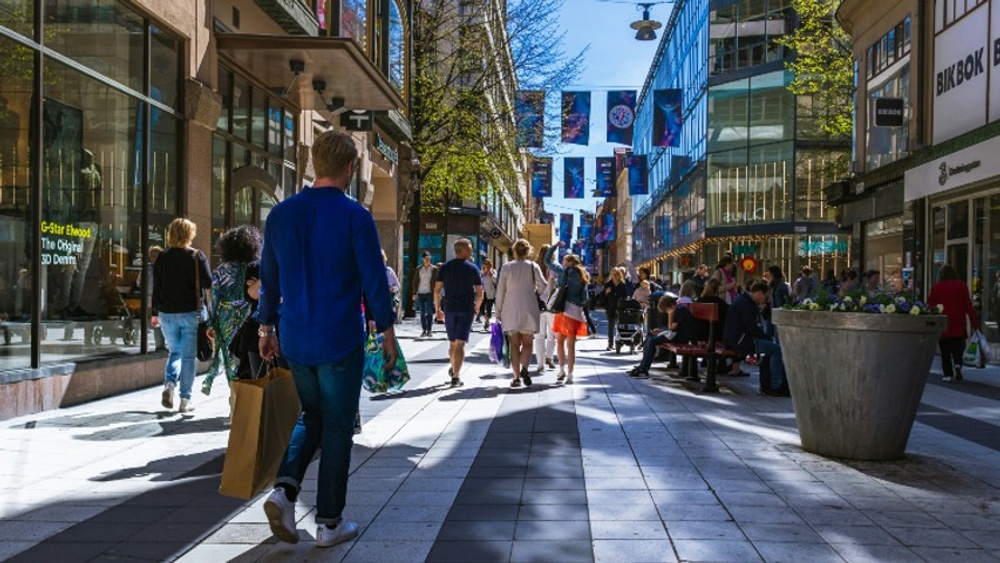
[630,0,850,286]
[837,0,1000,329]
[0,0,412,419]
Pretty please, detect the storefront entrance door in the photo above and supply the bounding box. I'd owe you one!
[230,165,279,230]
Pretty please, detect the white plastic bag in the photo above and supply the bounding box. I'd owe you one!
[963,338,979,366]
[972,329,990,367]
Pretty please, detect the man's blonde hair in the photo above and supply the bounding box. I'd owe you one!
[454,237,473,254]
[166,218,196,248]
[312,131,358,180]
[512,238,532,259]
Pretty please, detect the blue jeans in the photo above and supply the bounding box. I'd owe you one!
[638,332,670,371]
[755,338,786,390]
[275,346,364,525]
[158,312,199,400]
[416,293,434,332]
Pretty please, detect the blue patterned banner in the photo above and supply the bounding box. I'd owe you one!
[627,154,648,196]
[606,90,636,145]
[531,158,552,198]
[653,89,683,147]
[564,157,585,199]
[580,213,595,243]
[561,91,591,145]
[595,157,615,197]
[515,91,545,148]
[559,213,575,245]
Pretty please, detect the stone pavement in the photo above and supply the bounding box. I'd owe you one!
[2,317,1000,562]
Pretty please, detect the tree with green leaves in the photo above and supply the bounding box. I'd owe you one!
[776,0,854,143]
[411,0,585,212]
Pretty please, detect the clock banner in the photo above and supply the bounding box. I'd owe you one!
[515,91,545,148]
[653,89,683,147]
[559,213,575,245]
[595,157,616,197]
[564,157,585,199]
[627,154,648,196]
[606,90,636,145]
[531,158,553,198]
[561,91,591,145]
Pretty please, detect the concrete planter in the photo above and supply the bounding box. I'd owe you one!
[771,309,946,461]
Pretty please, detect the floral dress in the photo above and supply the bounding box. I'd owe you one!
[202,261,255,394]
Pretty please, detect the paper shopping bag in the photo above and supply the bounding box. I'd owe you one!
[219,365,300,500]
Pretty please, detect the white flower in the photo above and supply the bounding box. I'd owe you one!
[885,304,896,314]
[859,295,867,305]
[879,304,886,313]
[910,306,921,315]
[802,298,814,305]
[829,304,838,311]
[937,304,945,313]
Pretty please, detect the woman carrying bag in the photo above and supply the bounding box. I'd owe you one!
[929,264,979,382]
[494,239,546,388]
[545,241,590,384]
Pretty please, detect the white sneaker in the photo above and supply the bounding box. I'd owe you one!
[178,398,195,413]
[565,374,574,384]
[316,521,358,548]
[264,488,299,543]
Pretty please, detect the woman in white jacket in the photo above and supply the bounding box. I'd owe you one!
[495,239,546,388]
[534,243,557,375]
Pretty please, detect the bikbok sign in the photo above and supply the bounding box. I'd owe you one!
[933,1,1000,143]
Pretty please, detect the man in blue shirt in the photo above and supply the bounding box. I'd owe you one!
[435,238,483,386]
[257,130,396,548]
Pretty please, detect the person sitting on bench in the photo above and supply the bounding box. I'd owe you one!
[629,294,695,378]
[721,281,788,395]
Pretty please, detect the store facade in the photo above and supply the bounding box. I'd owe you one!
[630,0,850,287]
[0,0,410,419]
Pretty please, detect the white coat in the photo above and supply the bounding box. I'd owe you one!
[495,259,546,333]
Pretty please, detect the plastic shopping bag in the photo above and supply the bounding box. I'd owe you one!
[501,334,511,369]
[363,332,411,393]
[489,323,504,364]
[971,329,990,368]
[963,338,980,367]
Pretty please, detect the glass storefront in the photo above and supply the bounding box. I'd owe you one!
[0,1,182,370]
[865,216,904,291]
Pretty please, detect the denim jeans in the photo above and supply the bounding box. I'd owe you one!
[416,293,434,332]
[755,338,786,390]
[275,346,364,525]
[639,332,670,371]
[158,312,199,400]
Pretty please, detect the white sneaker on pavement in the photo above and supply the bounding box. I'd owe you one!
[178,398,195,413]
[316,521,358,548]
[161,384,174,409]
[264,488,299,543]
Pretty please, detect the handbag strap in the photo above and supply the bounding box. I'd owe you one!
[191,248,203,312]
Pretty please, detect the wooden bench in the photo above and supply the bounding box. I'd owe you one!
[658,302,735,393]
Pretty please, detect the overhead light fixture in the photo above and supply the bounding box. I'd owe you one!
[630,2,664,41]
[312,79,346,114]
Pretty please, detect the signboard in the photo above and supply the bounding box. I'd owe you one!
[341,111,374,131]
[740,256,758,272]
[904,133,1000,200]
[873,97,905,127]
[933,3,988,144]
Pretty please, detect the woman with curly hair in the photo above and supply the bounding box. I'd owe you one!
[202,225,262,409]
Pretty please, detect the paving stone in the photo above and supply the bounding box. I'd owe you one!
[592,539,678,562]
[753,540,846,563]
[671,538,763,562]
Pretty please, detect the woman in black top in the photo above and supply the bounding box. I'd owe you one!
[603,268,630,351]
[152,218,212,413]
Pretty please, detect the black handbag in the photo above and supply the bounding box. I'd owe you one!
[546,285,567,314]
[193,250,213,362]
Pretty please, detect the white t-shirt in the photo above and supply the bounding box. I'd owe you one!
[417,266,433,294]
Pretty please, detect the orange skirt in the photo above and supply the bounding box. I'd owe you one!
[552,312,588,337]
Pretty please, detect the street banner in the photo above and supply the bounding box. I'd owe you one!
[653,89,683,147]
[659,215,672,247]
[531,158,553,198]
[606,90,636,145]
[580,213,595,242]
[559,213,574,245]
[564,157,585,199]
[595,157,616,197]
[599,213,616,242]
[613,147,630,178]
[515,91,545,148]
[627,154,648,196]
[561,91,591,145]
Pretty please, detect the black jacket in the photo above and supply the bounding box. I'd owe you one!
[722,293,767,358]
[152,247,213,315]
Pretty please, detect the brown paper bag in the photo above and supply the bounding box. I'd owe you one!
[219,366,300,500]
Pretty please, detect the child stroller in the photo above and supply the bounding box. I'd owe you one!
[614,298,645,354]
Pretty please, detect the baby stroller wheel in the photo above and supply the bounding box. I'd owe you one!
[90,326,104,345]
[123,328,136,346]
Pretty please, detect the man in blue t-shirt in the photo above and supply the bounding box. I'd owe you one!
[435,238,483,386]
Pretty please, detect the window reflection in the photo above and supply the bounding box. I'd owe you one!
[388,0,405,93]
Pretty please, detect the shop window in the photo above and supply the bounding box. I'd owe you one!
[150,26,181,110]
[0,34,33,369]
[866,64,910,171]
[388,0,405,94]
[795,150,843,223]
[748,70,793,146]
[707,78,749,153]
[211,135,227,256]
[340,0,368,52]
[0,0,34,38]
[217,68,232,132]
[232,77,250,141]
[41,59,143,363]
[865,217,904,291]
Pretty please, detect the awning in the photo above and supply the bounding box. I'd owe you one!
[215,33,405,112]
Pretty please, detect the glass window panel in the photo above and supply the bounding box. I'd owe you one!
[707,78,749,153]
[341,0,368,53]
[707,148,748,227]
[211,135,227,256]
[283,165,296,197]
[217,67,232,132]
[45,0,144,93]
[150,26,181,110]
[747,141,792,223]
[42,58,142,362]
[709,5,737,75]
[150,112,178,217]
[232,77,250,140]
[865,216,903,291]
[749,70,793,145]
[251,88,266,148]
[0,34,33,369]
[795,149,843,223]
[283,112,295,161]
[267,104,282,156]
[0,0,34,38]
